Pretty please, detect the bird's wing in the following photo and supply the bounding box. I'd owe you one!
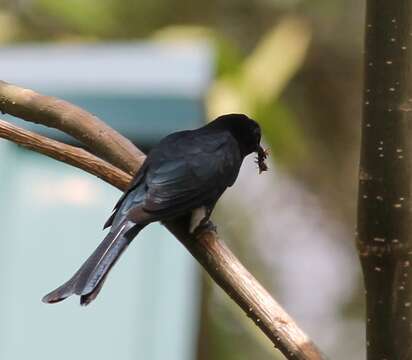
[141,130,241,217]
[105,129,241,227]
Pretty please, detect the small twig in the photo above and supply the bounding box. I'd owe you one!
[0,81,325,360]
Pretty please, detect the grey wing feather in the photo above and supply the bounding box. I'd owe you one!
[143,130,241,216]
[105,129,241,228]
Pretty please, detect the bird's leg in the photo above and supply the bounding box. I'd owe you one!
[189,206,207,234]
[192,207,217,238]
[194,220,217,236]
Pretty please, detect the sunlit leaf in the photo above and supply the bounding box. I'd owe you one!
[0,11,19,43]
[35,0,115,34]
[242,17,311,104]
[206,78,252,119]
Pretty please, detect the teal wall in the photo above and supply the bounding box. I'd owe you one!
[0,42,212,360]
[9,95,205,148]
[0,142,200,360]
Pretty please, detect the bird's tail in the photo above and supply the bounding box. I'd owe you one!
[42,221,143,306]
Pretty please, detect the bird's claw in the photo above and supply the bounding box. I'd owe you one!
[194,220,217,238]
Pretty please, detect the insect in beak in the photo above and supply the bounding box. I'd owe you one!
[256,146,269,174]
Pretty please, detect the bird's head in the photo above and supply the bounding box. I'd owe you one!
[210,113,268,173]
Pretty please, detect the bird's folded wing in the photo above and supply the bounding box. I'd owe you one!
[142,131,241,216]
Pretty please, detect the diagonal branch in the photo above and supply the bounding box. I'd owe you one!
[0,80,144,174]
[0,119,131,190]
[0,81,325,360]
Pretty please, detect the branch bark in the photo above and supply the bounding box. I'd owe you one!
[0,80,144,174]
[358,1,412,359]
[0,81,325,360]
[0,119,131,190]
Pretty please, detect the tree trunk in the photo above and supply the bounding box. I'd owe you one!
[358,1,412,359]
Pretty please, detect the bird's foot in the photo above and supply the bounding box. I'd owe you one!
[193,220,217,238]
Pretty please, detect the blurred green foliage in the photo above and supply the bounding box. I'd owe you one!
[0,0,360,173]
[256,101,307,166]
[152,19,312,168]
[205,18,311,167]
[34,0,115,35]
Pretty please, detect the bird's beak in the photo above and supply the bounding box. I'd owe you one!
[256,145,268,174]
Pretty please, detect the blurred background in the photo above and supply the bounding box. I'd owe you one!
[0,0,365,359]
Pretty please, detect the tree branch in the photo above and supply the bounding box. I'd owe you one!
[0,81,325,360]
[0,119,131,190]
[0,80,144,174]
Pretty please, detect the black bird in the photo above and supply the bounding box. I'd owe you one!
[42,113,267,305]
